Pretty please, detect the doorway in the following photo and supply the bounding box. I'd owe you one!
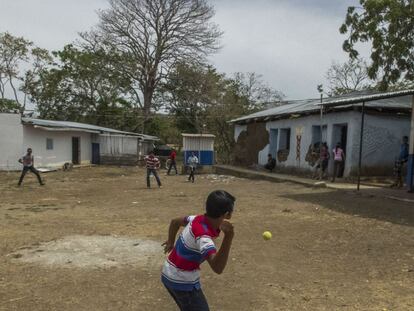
[332,124,348,177]
[92,143,100,165]
[269,129,278,158]
[72,137,80,165]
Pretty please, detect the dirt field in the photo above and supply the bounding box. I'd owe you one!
[1,166,413,311]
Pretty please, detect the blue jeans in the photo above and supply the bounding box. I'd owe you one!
[165,286,209,311]
[146,168,161,188]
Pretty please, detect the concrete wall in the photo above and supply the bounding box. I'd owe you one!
[350,114,410,175]
[234,111,410,177]
[23,126,92,168]
[0,113,24,170]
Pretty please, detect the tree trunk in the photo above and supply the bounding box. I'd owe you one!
[142,73,157,134]
[142,86,154,134]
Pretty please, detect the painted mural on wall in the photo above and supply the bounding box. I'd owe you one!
[277,149,289,162]
[234,122,269,166]
[305,143,320,166]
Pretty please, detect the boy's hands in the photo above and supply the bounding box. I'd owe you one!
[162,240,174,254]
[220,220,234,238]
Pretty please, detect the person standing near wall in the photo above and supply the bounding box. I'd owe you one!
[187,152,199,183]
[391,136,409,188]
[145,151,162,189]
[17,148,45,186]
[167,149,178,175]
[264,153,276,172]
[331,143,345,182]
[319,142,330,180]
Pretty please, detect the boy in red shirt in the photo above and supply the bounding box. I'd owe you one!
[167,149,178,175]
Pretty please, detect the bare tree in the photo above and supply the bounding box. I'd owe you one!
[325,58,373,96]
[82,0,222,132]
[233,72,284,109]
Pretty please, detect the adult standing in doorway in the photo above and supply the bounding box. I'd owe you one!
[145,151,162,189]
[18,148,45,186]
[331,143,345,182]
[167,149,178,175]
[187,152,199,183]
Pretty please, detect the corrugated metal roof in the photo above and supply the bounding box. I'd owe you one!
[230,90,413,124]
[320,89,414,107]
[22,118,159,141]
[181,133,215,138]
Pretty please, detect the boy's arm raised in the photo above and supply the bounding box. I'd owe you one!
[207,220,234,275]
[162,217,187,254]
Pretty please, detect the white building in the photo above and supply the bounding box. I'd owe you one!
[0,113,158,171]
[230,91,412,177]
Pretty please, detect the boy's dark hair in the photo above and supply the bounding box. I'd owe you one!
[205,190,235,219]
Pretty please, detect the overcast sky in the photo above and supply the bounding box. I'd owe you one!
[0,0,369,100]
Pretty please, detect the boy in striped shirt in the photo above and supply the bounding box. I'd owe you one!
[161,190,235,311]
[144,151,162,188]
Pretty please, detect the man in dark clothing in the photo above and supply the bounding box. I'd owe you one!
[264,154,276,172]
[167,149,178,175]
[392,136,409,188]
[400,136,409,162]
[18,148,45,186]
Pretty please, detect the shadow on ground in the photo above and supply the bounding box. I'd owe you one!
[281,189,414,227]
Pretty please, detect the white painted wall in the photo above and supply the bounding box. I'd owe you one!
[99,135,138,155]
[23,126,92,168]
[0,113,24,170]
[234,111,409,176]
[350,114,410,174]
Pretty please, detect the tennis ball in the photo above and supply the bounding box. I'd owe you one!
[262,231,272,240]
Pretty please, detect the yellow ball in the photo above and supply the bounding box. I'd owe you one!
[262,231,272,240]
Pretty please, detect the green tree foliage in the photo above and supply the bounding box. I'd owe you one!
[29,45,144,131]
[161,63,283,163]
[0,32,52,111]
[340,0,414,90]
[0,98,21,113]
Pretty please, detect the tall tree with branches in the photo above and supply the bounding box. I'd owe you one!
[325,58,373,96]
[82,0,222,132]
[340,0,414,90]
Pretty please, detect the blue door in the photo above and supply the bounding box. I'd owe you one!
[269,129,278,158]
[92,143,100,164]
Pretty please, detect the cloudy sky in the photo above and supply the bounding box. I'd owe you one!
[0,0,369,100]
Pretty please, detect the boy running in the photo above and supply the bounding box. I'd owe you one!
[18,148,45,186]
[187,152,199,183]
[161,190,236,311]
[144,151,162,188]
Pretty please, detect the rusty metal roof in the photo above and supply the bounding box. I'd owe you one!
[230,90,413,124]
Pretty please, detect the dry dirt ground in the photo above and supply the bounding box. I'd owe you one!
[0,166,413,311]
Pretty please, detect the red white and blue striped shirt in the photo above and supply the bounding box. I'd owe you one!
[161,215,219,291]
[145,155,160,169]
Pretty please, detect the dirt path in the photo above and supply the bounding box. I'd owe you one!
[0,166,413,310]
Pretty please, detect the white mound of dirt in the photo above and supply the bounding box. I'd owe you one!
[10,235,163,269]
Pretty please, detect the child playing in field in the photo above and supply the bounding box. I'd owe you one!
[17,148,45,186]
[187,152,199,183]
[144,150,162,188]
[161,190,236,311]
